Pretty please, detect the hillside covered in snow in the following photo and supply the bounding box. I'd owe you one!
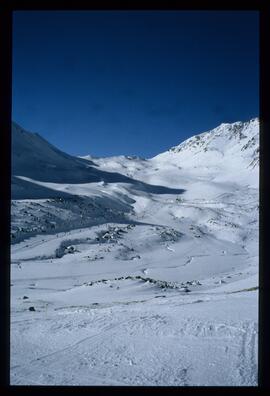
[11,118,259,386]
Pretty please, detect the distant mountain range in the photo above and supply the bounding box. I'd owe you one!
[12,118,259,200]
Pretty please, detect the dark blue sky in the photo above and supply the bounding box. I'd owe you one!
[12,11,259,158]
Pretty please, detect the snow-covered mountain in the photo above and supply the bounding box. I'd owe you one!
[12,122,183,200]
[152,118,259,183]
[12,122,99,183]
[156,118,258,168]
[12,118,259,193]
[89,118,259,187]
[11,118,259,386]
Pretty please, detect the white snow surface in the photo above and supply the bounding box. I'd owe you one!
[11,119,259,386]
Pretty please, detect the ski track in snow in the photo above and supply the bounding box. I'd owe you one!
[237,321,258,386]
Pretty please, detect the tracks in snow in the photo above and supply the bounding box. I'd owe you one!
[11,310,258,386]
[237,321,258,386]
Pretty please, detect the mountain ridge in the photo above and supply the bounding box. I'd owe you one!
[153,118,259,169]
[12,118,259,173]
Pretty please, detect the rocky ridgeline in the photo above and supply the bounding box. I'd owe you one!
[164,118,259,172]
[83,275,202,292]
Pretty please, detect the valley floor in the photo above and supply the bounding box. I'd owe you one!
[11,216,258,386]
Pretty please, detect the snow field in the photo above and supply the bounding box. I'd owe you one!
[11,118,259,385]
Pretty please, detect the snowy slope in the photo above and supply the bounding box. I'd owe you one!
[12,122,100,185]
[88,118,259,187]
[154,118,259,170]
[16,117,257,198]
[150,118,259,186]
[11,118,259,386]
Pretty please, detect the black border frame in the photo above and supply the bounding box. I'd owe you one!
[1,1,269,394]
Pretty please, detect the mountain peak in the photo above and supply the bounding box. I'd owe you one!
[152,118,259,176]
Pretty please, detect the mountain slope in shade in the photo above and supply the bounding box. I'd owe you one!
[12,122,184,200]
[12,122,98,184]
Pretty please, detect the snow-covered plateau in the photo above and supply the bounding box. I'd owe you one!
[11,118,259,386]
